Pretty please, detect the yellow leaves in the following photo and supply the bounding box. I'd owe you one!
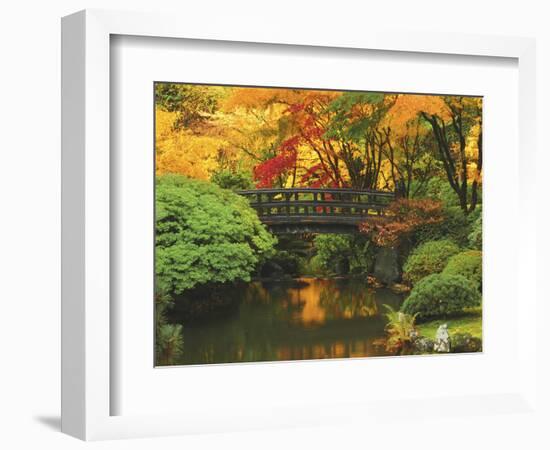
[156,133,224,180]
[155,108,177,153]
[155,100,278,178]
[155,108,224,179]
[221,87,339,112]
[386,94,448,135]
[447,96,482,115]
[465,123,481,159]
[466,123,482,182]
[222,87,299,111]
[155,84,482,192]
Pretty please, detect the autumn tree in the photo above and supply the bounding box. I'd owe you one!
[219,88,305,187]
[155,83,220,130]
[359,198,444,247]
[154,84,482,211]
[257,90,393,190]
[155,108,225,179]
[378,97,442,197]
[322,92,390,189]
[420,96,482,214]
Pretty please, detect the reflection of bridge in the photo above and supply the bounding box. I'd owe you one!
[237,188,395,234]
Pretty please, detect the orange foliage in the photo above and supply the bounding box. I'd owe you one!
[360,198,444,247]
[222,88,305,111]
[386,94,449,135]
[155,84,482,202]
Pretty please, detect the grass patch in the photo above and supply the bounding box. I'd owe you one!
[416,306,482,339]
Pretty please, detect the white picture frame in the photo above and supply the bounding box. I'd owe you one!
[61,9,539,441]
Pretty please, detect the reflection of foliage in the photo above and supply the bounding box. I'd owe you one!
[171,283,243,322]
[155,284,184,366]
[403,239,460,285]
[156,175,276,293]
[442,250,482,292]
[242,281,306,321]
[156,324,184,366]
[319,283,378,319]
[383,304,417,355]
[360,198,444,247]
[401,273,481,321]
[154,281,173,325]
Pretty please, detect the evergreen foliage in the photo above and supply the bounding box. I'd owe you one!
[401,273,481,321]
[156,175,276,293]
[468,214,483,250]
[403,239,460,285]
[442,250,482,291]
[314,234,374,275]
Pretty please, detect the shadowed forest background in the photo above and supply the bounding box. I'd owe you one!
[154,84,483,366]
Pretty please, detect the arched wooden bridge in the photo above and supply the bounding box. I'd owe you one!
[237,188,395,234]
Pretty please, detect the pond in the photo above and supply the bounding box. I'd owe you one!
[168,277,404,366]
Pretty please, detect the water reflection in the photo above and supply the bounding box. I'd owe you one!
[167,278,403,365]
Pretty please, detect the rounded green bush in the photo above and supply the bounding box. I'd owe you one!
[402,239,460,285]
[156,175,276,293]
[468,214,482,250]
[211,169,254,191]
[400,273,481,321]
[443,250,482,291]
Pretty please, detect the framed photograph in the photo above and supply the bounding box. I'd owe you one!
[62,9,539,441]
[152,82,483,367]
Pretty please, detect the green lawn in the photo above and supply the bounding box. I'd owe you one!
[416,307,482,339]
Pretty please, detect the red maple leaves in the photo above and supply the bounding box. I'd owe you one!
[253,96,332,188]
[253,137,299,188]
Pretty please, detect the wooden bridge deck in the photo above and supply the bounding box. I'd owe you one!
[237,187,395,234]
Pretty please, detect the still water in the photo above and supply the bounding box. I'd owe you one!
[172,278,404,365]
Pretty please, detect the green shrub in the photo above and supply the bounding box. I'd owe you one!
[423,177,461,208]
[211,169,254,191]
[156,175,276,293]
[383,304,418,355]
[422,177,483,210]
[443,250,482,291]
[412,177,482,247]
[401,273,481,321]
[314,234,374,275]
[468,214,482,250]
[261,235,314,277]
[403,239,460,285]
[451,332,482,353]
[415,206,471,247]
[300,254,328,277]
[268,250,302,276]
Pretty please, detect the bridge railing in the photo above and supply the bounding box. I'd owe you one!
[237,187,395,221]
